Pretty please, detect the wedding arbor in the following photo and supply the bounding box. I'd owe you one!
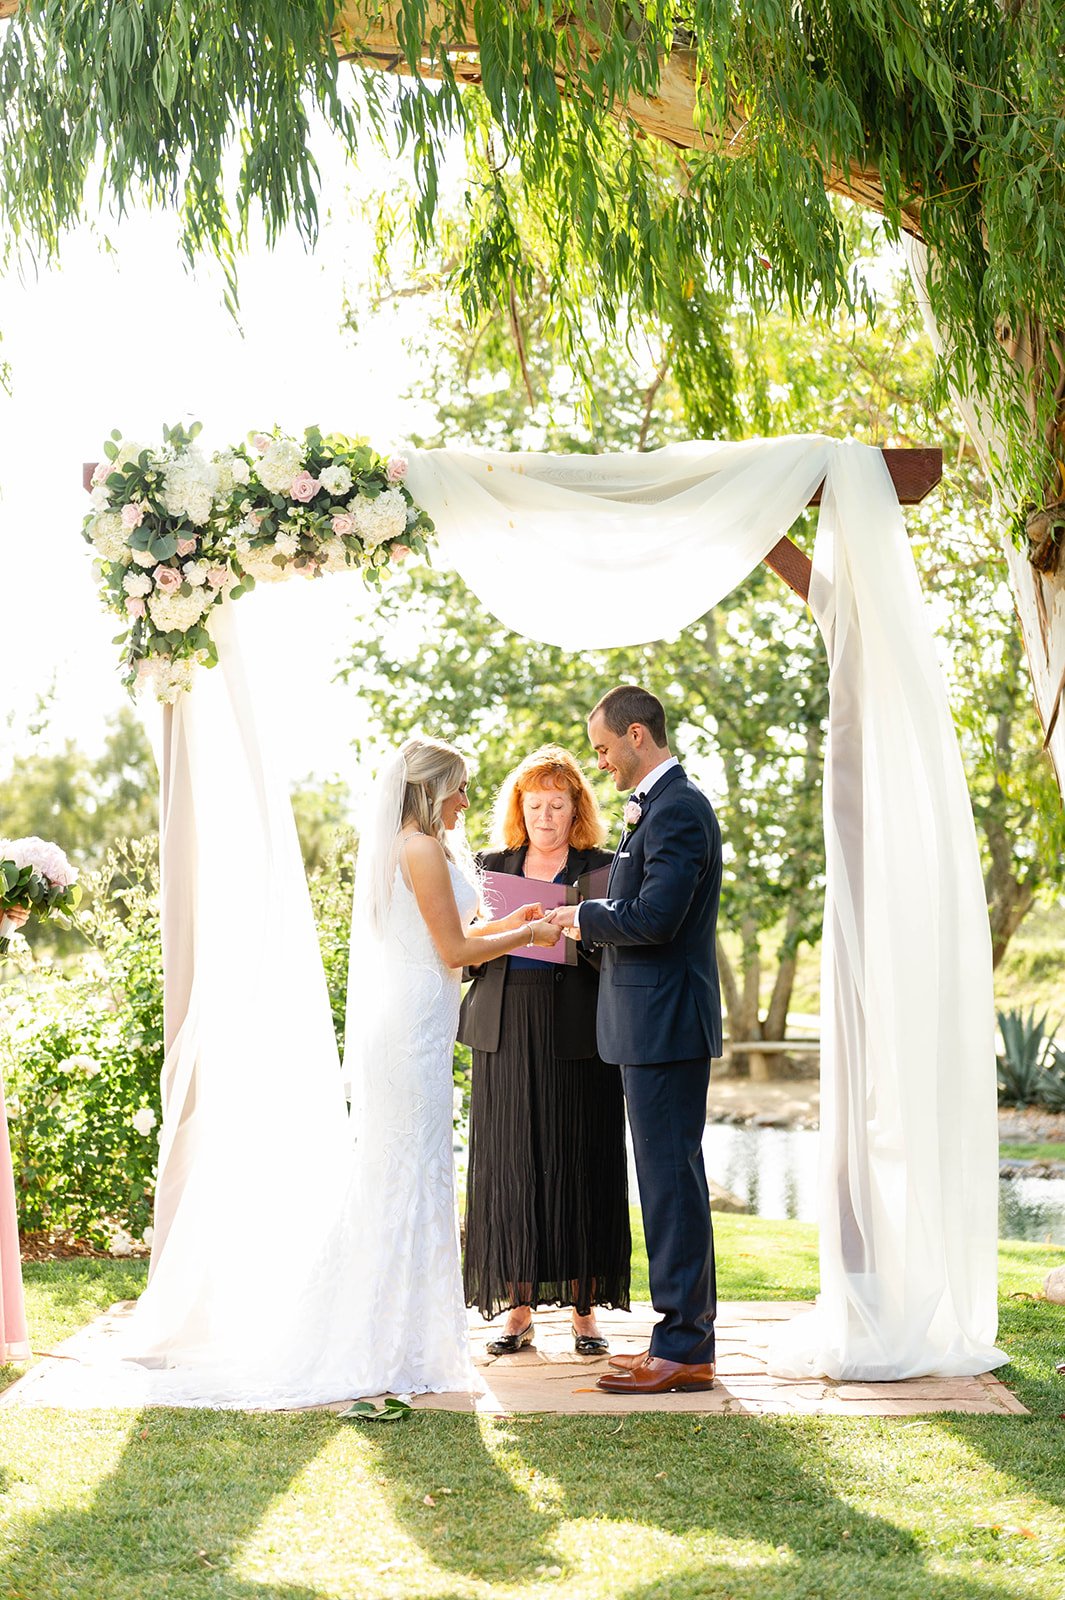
[81,428,1003,1388]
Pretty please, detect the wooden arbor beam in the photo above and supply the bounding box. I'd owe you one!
[764,447,942,601]
[82,446,942,604]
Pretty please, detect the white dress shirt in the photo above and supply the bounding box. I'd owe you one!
[572,755,680,933]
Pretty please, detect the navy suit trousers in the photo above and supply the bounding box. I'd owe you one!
[623,1058,716,1364]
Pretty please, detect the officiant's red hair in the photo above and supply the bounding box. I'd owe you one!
[492,746,609,851]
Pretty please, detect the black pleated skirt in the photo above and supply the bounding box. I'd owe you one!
[463,966,631,1317]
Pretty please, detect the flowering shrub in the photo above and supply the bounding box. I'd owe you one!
[1,832,472,1251]
[1,839,163,1248]
[84,423,434,701]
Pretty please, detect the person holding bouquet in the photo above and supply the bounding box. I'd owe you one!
[0,901,29,1364]
[1,839,79,1367]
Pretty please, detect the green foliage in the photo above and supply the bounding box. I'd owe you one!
[996,1005,1065,1110]
[340,201,1062,1038]
[1,838,164,1246]
[3,4,1065,508]
[305,827,354,1062]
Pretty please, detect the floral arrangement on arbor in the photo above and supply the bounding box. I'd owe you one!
[0,837,80,952]
[84,423,433,702]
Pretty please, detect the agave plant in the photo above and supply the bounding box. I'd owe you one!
[996,1008,1065,1107]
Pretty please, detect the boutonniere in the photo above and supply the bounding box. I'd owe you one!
[622,799,643,832]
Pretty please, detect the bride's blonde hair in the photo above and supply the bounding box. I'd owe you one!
[400,736,469,863]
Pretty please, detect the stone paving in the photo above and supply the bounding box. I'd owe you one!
[2,1300,1027,1418]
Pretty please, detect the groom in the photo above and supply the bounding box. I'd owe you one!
[549,684,722,1394]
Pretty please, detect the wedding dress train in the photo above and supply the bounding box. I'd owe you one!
[24,859,479,1409]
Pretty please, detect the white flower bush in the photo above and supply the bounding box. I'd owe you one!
[85,423,434,700]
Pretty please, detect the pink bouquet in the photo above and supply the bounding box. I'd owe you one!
[0,836,80,952]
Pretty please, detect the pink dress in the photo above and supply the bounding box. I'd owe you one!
[0,1071,28,1364]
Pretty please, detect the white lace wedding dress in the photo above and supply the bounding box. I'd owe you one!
[23,859,479,1409]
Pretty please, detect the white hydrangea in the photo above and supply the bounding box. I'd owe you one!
[130,546,157,568]
[123,572,153,598]
[235,541,291,583]
[139,651,208,703]
[183,561,209,587]
[319,463,353,496]
[89,512,128,563]
[321,538,352,573]
[148,588,211,633]
[257,438,304,493]
[90,484,112,511]
[162,452,219,525]
[352,487,408,550]
[274,528,300,558]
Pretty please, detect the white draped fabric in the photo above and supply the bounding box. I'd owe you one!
[129,433,1001,1393]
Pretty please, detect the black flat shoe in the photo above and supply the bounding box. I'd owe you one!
[573,1326,609,1355]
[486,1320,535,1355]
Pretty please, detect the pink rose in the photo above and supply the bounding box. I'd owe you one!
[253,434,272,452]
[176,537,198,557]
[249,512,265,528]
[121,502,144,530]
[206,566,229,589]
[126,597,146,618]
[623,799,643,831]
[153,565,182,594]
[386,455,408,483]
[289,470,321,503]
[331,513,356,537]
[390,543,412,562]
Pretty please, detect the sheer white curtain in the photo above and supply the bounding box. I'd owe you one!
[139,604,350,1360]
[139,434,1001,1385]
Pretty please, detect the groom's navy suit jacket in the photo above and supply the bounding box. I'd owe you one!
[579,765,723,1066]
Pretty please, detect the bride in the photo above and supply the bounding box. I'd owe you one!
[39,736,560,1410]
[335,735,562,1400]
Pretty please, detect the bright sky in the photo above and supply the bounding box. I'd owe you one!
[0,123,436,788]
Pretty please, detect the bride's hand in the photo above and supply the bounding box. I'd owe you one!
[501,902,543,931]
[529,918,562,947]
[3,906,29,929]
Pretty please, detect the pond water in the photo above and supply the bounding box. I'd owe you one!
[630,1123,1065,1246]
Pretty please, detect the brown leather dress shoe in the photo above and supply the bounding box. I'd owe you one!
[596,1355,716,1394]
[607,1348,650,1371]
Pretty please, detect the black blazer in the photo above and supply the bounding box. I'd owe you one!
[458,844,613,1058]
[579,765,723,1065]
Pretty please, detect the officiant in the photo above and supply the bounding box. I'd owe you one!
[459,745,630,1355]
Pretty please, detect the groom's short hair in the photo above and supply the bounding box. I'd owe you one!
[592,685,668,748]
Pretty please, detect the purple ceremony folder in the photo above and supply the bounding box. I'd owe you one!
[480,869,578,966]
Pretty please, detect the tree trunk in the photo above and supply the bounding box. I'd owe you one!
[764,902,802,1042]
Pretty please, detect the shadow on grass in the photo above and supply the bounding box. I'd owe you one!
[0,1408,335,1600]
[364,1409,1044,1600]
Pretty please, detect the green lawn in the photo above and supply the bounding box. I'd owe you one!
[999,1143,1065,1164]
[1,1217,1063,1600]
